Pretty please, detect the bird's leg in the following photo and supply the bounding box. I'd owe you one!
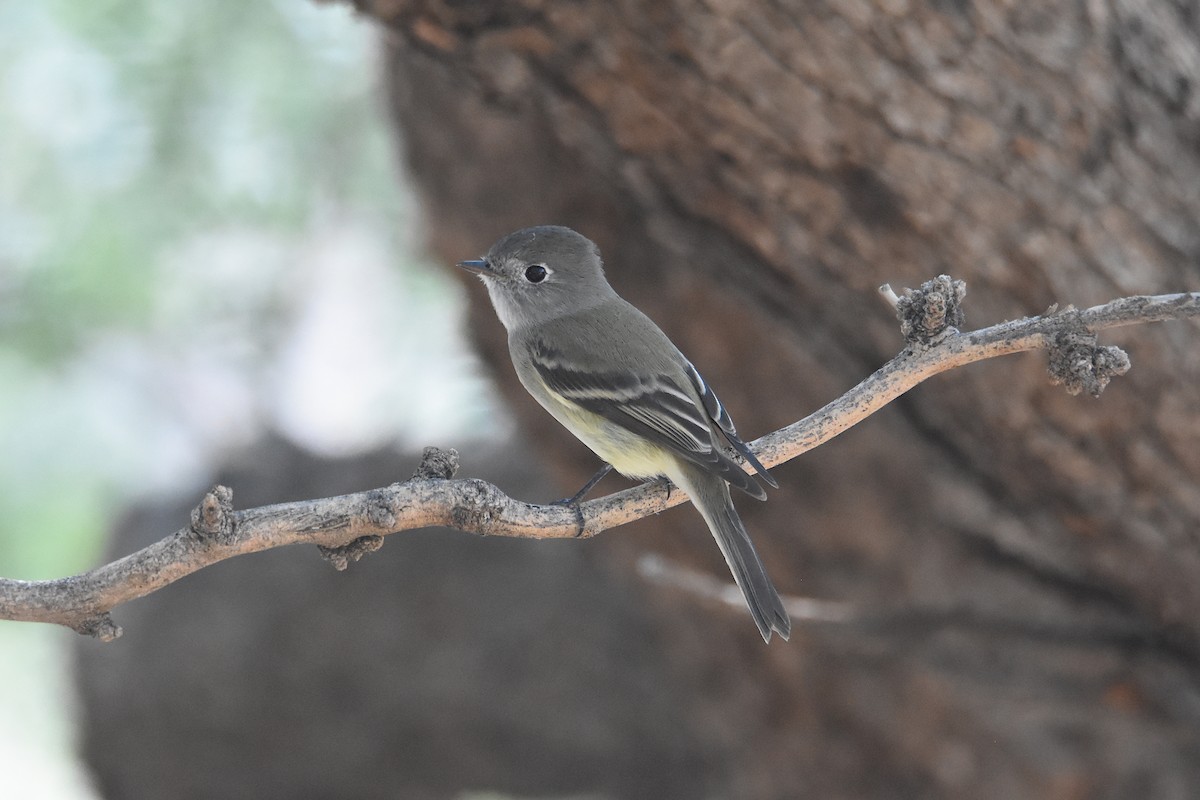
[552,464,614,537]
[554,463,614,506]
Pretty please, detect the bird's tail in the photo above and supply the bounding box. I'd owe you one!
[671,463,791,642]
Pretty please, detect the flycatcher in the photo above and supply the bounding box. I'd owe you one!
[460,226,791,642]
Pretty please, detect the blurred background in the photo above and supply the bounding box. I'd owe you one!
[4,1,1200,798]
[0,2,494,796]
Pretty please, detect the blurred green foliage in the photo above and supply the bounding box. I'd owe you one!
[0,0,450,579]
[0,6,495,796]
[2,0,399,357]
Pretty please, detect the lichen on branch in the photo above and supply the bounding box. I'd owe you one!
[0,284,1196,639]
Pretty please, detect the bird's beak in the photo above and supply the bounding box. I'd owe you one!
[457,258,491,275]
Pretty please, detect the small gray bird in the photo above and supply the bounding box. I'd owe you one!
[460,226,791,642]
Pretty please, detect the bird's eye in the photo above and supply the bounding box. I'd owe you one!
[524,264,548,283]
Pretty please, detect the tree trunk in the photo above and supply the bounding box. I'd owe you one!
[76,4,1200,799]
[371,1,1200,796]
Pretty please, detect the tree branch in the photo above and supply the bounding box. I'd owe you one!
[1,281,1196,639]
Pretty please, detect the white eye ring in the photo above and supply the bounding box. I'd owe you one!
[524,263,551,283]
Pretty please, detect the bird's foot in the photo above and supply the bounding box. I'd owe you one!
[549,496,588,537]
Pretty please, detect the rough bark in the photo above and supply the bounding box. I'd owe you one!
[76,3,1200,799]
[370,1,1200,796]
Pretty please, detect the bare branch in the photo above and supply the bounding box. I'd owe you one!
[637,554,856,624]
[1,285,1196,639]
[635,553,1154,648]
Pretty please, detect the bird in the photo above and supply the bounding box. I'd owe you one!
[459,225,791,642]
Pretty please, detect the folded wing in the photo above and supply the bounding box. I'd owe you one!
[531,340,770,499]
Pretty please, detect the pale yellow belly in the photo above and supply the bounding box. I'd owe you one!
[530,379,676,480]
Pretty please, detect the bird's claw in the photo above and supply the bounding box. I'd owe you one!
[550,496,587,537]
